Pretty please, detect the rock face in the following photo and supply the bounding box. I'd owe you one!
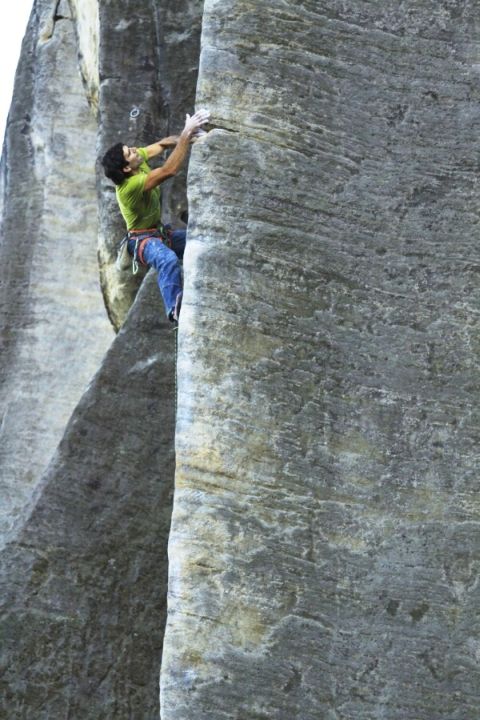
[0,0,113,546]
[161,2,480,719]
[0,276,176,719]
[2,0,480,719]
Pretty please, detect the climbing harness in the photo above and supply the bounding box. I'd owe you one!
[119,226,171,275]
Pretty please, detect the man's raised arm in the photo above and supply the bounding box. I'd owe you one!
[144,109,210,191]
[145,136,179,159]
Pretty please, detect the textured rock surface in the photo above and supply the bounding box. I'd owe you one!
[161,2,480,718]
[0,0,113,546]
[2,0,480,717]
[0,276,175,719]
[70,0,99,110]
[97,0,204,329]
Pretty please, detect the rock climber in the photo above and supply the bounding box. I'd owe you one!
[101,108,210,323]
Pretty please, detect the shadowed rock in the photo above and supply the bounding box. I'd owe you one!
[160,2,480,718]
[0,276,175,719]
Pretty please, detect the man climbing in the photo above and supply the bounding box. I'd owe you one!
[101,108,210,323]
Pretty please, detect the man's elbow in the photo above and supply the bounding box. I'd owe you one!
[162,160,182,179]
[144,168,176,190]
[162,166,178,180]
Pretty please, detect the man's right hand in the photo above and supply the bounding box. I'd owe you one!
[144,109,210,191]
[183,109,210,137]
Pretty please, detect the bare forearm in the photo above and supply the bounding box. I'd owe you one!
[159,135,179,149]
[143,131,191,189]
[161,131,190,175]
[145,135,179,158]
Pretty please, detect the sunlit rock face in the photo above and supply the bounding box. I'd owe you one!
[0,276,176,719]
[97,0,204,330]
[161,2,480,719]
[0,0,113,547]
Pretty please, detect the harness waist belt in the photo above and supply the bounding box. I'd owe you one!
[128,227,159,235]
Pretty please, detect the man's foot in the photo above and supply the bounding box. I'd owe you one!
[169,291,183,324]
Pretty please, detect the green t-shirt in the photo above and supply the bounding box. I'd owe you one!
[116,147,161,230]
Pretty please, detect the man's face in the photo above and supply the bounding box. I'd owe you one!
[123,145,142,172]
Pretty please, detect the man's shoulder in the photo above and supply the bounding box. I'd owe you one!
[117,172,146,198]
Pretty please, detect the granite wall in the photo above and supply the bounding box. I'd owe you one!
[161,2,480,718]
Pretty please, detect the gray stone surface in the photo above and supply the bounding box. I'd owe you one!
[97,0,204,330]
[161,2,480,718]
[0,0,113,547]
[2,0,480,717]
[0,276,176,719]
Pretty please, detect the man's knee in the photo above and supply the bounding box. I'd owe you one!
[145,238,178,268]
[170,229,186,259]
[163,246,180,269]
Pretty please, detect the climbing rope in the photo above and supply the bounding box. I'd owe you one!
[174,322,178,421]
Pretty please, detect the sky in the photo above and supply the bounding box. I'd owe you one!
[1,1,34,146]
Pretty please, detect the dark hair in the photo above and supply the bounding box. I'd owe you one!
[101,142,128,185]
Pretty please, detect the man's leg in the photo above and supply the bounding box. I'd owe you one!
[168,228,186,260]
[142,238,183,320]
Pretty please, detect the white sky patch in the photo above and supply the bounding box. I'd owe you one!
[0,1,34,150]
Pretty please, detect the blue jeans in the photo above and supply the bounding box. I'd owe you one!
[127,228,186,318]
